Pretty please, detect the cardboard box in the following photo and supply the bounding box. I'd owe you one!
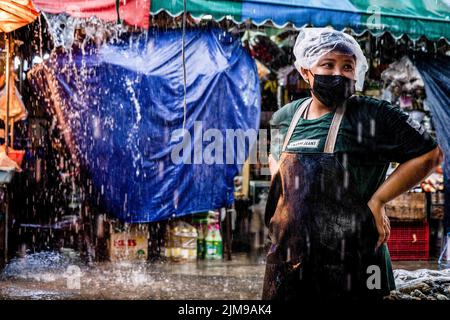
[385,192,426,221]
[108,225,148,262]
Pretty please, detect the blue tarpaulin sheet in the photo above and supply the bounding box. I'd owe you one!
[414,54,450,233]
[30,28,260,223]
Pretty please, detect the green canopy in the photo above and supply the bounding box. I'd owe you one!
[151,0,450,41]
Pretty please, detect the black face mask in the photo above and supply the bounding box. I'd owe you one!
[309,72,356,109]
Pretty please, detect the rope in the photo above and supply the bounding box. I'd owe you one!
[181,0,187,130]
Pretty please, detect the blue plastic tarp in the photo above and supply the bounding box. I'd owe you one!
[29,28,261,223]
[414,54,450,233]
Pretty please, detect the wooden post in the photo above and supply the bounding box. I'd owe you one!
[226,207,232,261]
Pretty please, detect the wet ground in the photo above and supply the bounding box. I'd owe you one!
[0,250,449,300]
[0,251,265,300]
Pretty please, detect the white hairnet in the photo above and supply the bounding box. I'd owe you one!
[293,27,368,91]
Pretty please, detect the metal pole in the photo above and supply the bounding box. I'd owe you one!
[5,33,10,154]
[4,188,8,263]
[226,208,232,261]
[3,33,12,263]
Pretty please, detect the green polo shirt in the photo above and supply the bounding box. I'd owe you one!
[270,95,437,202]
[269,95,438,294]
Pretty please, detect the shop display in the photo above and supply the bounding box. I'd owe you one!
[163,221,197,262]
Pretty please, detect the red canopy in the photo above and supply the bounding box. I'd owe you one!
[33,0,150,28]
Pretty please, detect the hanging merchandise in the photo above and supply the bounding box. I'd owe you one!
[0,75,27,122]
[0,73,27,168]
[255,59,270,79]
[381,56,426,112]
[0,36,27,174]
[242,30,288,70]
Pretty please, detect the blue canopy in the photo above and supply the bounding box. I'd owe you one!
[30,28,261,222]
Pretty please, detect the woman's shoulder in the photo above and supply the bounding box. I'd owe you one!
[270,97,310,127]
[346,95,392,118]
[347,95,390,109]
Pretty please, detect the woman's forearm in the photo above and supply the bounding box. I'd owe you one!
[369,146,443,208]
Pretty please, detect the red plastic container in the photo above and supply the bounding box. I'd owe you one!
[387,220,429,261]
[7,149,25,167]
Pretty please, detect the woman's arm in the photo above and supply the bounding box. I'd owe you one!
[368,146,444,249]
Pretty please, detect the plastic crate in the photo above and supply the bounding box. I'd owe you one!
[387,220,429,261]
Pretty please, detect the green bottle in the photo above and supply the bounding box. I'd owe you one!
[205,224,222,260]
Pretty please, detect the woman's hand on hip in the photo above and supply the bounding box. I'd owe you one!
[367,197,391,250]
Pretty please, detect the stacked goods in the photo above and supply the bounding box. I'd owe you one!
[163,221,198,262]
[425,167,445,258]
[385,192,426,222]
[422,169,445,220]
[430,191,445,220]
[387,220,429,261]
[205,224,223,260]
[108,224,148,262]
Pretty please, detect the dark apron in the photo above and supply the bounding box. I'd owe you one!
[263,98,381,300]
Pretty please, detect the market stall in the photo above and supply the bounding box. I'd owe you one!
[2,0,449,265]
[0,0,38,265]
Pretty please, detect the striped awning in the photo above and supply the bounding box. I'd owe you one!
[151,0,450,41]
